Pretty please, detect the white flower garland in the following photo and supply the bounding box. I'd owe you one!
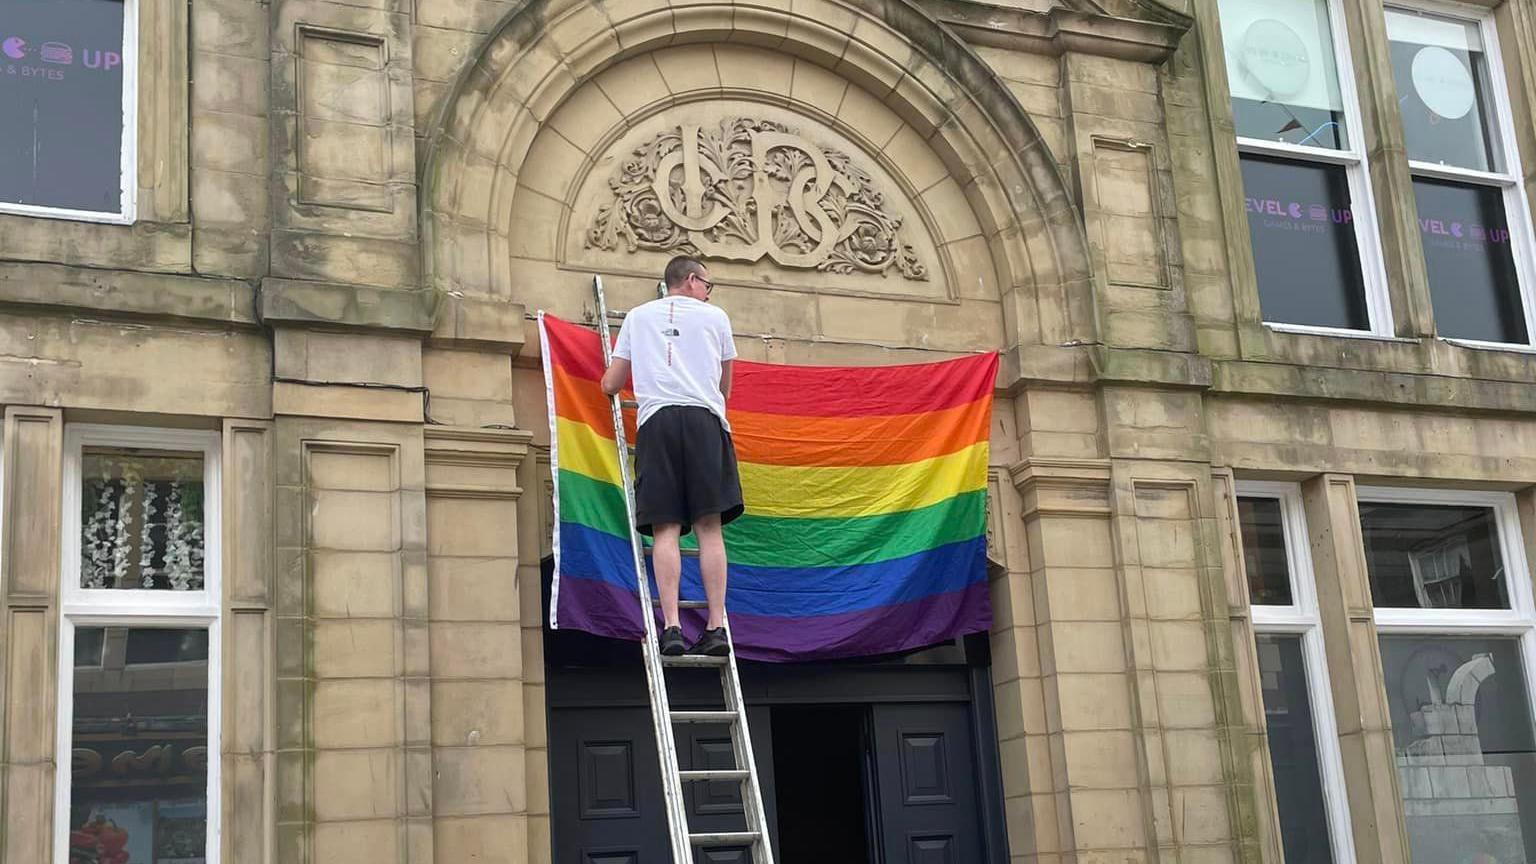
[163,480,203,591]
[80,459,203,591]
[138,481,159,588]
[81,468,117,590]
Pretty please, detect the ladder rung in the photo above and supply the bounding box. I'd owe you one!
[678,599,709,609]
[645,549,700,559]
[607,309,627,320]
[690,831,760,846]
[671,710,737,724]
[619,399,638,409]
[680,769,749,783]
[661,654,727,668]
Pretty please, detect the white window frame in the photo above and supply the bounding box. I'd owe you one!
[1358,486,1536,630]
[52,424,221,864]
[0,0,139,225]
[1223,0,1395,338]
[1239,481,1358,864]
[1356,486,1536,861]
[1387,0,1536,349]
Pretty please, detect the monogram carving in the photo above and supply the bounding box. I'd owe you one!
[586,118,928,280]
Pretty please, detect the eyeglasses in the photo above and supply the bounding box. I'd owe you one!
[693,273,714,296]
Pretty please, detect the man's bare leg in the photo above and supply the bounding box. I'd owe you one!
[652,522,683,628]
[694,514,727,630]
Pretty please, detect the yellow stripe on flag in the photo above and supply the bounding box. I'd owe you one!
[555,417,986,519]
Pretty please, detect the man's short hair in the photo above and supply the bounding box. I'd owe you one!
[664,255,706,289]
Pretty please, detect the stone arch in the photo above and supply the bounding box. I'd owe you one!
[1445,653,1497,707]
[422,0,1096,352]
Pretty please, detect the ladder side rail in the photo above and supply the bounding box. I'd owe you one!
[719,612,776,864]
[593,274,694,863]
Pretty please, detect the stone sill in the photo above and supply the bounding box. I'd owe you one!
[0,261,256,327]
[1211,359,1536,415]
[260,279,526,356]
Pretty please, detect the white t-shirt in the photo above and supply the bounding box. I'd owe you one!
[612,295,737,429]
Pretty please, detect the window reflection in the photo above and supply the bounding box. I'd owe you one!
[1412,178,1526,345]
[1258,635,1336,863]
[0,0,129,214]
[1382,636,1536,864]
[1386,8,1503,172]
[1360,502,1509,610]
[68,627,208,864]
[1239,497,1294,605]
[1220,0,1352,149]
[1239,154,1370,331]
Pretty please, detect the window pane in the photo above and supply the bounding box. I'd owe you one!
[1414,178,1527,344]
[80,448,206,592]
[74,627,104,668]
[125,629,209,666]
[1220,0,1351,150]
[1257,635,1336,864]
[68,627,208,864]
[1360,501,1509,610]
[1381,636,1536,864]
[1240,154,1370,330]
[1238,497,1294,605]
[1387,9,1504,173]
[0,0,127,213]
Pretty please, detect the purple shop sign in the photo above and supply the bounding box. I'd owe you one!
[1247,196,1355,224]
[1419,218,1510,244]
[0,34,119,71]
[82,49,119,70]
[41,42,71,65]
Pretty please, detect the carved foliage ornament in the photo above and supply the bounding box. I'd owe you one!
[587,118,928,280]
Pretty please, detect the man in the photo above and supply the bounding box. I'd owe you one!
[600,256,743,657]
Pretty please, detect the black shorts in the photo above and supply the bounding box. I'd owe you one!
[633,405,744,536]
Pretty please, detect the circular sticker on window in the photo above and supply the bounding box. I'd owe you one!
[1412,46,1476,120]
[1240,19,1312,98]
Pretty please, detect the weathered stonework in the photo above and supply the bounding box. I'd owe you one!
[5,0,1536,860]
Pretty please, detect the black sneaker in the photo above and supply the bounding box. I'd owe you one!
[659,626,686,656]
[688,627,731,657]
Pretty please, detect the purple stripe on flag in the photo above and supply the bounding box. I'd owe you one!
[554,577,992,663]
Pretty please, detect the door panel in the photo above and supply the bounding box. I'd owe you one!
[554,708,668,863]
[551,705,777,862]
[871,703,984,863]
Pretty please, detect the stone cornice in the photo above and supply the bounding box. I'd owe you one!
[423,425,534,499]
[429,293,527,356]
[0,261,257,328]
[259,278,438,336]
[1008,456,1113,517]
[920,0,1190,63]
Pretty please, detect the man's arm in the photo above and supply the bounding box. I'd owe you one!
[601,357,631,396]
[719,359,733,401]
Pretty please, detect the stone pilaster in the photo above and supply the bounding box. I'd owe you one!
[423,427,533,864]
[272,420,431,864]
[0,408,64,863]
[1301,474,1413,864]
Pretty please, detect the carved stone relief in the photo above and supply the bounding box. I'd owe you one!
[585,118,928,280]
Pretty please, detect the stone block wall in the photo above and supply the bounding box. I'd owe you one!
[6,0,1536,862]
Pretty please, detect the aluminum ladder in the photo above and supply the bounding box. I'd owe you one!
[591,274,775,864]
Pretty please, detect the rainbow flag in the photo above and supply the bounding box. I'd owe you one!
[540,312,997,662]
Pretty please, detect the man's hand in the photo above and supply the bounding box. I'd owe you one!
[601,357,631,396]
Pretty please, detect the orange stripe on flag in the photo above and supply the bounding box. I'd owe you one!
[553,365,988,468]
[551,364,636,441]
[730,399,989,467]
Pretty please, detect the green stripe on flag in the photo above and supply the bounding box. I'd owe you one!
[558,468,985,569]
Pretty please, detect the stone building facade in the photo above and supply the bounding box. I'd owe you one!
[6,0,1536,860]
